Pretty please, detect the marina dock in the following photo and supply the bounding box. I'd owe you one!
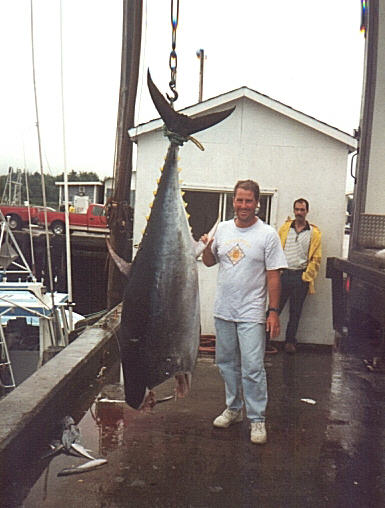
[1,324,385,507]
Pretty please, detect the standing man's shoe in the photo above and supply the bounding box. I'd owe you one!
[250,422,267,444]
[284,343,296,354]
[265,344,278,354]
[213,408,243,428]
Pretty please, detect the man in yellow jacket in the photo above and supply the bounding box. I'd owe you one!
[266,198,321,354]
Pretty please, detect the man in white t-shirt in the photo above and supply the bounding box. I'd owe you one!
[201,180,287,444]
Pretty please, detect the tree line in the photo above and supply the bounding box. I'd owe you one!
[0,169,100,208]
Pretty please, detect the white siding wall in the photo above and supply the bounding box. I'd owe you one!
[133,98,349,345]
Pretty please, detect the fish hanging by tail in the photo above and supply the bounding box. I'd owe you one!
[110,70,235,410]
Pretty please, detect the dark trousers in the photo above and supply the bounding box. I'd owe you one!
[279,270,309,344]
[266,269,309,346]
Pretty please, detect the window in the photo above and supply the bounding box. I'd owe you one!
[183,189,274,241]
[92,206,105,217]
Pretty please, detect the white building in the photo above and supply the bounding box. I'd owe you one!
[103,175,136,206]
[129,87,357,345]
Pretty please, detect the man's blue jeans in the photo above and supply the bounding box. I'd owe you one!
[214,318,267,422]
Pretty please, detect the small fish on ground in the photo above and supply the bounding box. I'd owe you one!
[41,415,108,476]
[42,416,85,459]
[57,458,108,476]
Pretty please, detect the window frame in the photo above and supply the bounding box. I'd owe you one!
[181,184,279,229]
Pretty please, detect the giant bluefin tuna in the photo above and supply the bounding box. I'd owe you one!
[117,71,235,409]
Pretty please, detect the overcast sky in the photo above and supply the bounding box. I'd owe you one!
[0,0,365,180]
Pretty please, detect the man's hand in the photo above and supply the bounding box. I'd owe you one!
[200,234,216,266]
[266,311,280,339]
[266,270,281,338]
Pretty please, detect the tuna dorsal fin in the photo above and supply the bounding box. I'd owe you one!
[147,70,235,138]
[106,239,131,278]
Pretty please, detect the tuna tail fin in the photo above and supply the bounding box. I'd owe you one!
[147,70,235,138]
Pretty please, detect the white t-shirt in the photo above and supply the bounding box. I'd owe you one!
[211,219,287,323]
[284,225,311,270]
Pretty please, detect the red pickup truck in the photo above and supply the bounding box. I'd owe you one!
[0,205,39,230]
[38,204,109,235]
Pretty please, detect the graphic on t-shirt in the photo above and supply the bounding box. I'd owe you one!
[226,243,245,265]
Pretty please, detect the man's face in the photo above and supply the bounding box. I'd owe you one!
[294,201,308,222]
[233,188,258,226]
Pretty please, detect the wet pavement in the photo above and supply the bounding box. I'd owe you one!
[4,339,385,508]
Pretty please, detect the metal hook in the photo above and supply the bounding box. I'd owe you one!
[166,88,179,104]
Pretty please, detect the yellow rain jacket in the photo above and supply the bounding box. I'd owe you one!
[278,220,322,294]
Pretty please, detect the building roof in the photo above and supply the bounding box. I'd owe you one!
[55,181,103,187]
[129,86,357,151]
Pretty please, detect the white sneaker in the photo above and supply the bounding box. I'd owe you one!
[213,408,243,428]
[250,422,267,444]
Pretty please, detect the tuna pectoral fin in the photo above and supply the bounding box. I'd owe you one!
[175,373,192,399]
[194,219,219,258]
[106,239,131,278]
[147,70,235,138]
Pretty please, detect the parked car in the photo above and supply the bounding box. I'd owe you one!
[38,203,109,235]
[0,205,39,230]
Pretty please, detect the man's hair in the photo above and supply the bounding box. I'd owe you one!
[293,198,309,212]
[234,179,260,202]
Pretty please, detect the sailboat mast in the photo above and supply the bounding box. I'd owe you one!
[107,0,143,309]
[30,1,55,297]
[30,0,63,346]
[59,0,73,331]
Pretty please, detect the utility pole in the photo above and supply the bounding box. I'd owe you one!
[107,0,142,309]
[196,49,204,102]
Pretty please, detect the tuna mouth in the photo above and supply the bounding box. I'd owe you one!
[138,389,175,411]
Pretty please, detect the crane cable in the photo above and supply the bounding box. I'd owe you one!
[166,0,179,107]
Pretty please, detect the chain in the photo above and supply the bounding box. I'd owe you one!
[167,0,179,107]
